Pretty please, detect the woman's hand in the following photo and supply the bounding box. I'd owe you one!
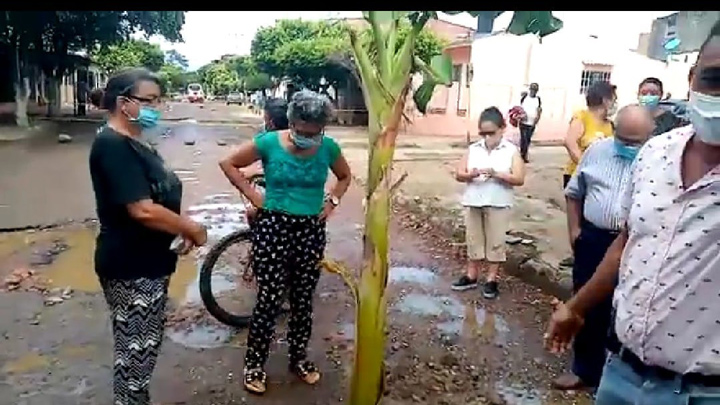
[318,201,335,221]
[246,205,259,223]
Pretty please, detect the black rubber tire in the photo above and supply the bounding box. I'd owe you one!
[199,173,265,328]
[199,228,255,328]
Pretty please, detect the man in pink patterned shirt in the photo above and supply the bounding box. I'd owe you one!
[546,22,720,404]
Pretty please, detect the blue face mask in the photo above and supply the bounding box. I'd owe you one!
[614,138,640,161]
[290,131,323,149]
[130,107,161,130]
[638,95,661,109]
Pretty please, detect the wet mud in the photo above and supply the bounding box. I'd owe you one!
[0,117,591,404]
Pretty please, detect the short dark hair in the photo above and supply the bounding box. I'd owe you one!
[89,88,104,108]
[586,81,616,107]
[639,77,664,94]
[100,68,162,112]
[264,98,289,130]
[479,106,506,128]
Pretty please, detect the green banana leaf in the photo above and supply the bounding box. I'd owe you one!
[413,54,453,114]
[443,11,563,37]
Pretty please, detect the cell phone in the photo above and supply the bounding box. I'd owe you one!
[169,235,187,253]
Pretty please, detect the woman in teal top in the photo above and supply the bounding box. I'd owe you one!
[219,89,352,394]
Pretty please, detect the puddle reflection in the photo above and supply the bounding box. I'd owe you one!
[394,293,510,346]
[388,266,437,285]
[395,293,464,317]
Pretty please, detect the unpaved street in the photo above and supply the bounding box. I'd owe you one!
[0,103,589,404]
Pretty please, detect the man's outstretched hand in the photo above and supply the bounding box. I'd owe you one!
[544,298,585,354]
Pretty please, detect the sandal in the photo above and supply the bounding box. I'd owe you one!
[243,367,267,394]
[290,360,321,385]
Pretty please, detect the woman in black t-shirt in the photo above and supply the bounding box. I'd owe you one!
[88,68,207,405]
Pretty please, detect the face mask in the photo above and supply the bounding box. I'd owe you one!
[613,138,640,161]
[688,91,720,146]
[125,98,161,130]
[639,95,661,109]
[290,131,323,149]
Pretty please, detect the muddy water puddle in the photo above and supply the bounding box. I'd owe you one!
[166,194,250,349]
[394,293,510,346]
[388,266,438,286]
[495,381,543,405]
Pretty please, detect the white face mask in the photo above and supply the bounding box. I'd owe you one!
[689,91,720,146]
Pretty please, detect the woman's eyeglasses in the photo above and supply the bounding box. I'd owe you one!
[126,95,161,106]
[478,131,497,137]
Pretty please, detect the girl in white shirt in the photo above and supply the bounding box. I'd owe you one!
[452,107,526,299]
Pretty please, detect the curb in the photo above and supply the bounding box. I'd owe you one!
[32,116,261,127]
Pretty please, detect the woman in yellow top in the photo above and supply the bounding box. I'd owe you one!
[563,81,617,187]
[559,81,616,269]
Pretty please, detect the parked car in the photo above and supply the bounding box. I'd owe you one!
[226,91,243,105]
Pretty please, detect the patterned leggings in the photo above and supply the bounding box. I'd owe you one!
[101,276,170,405]
[245,209,326,370]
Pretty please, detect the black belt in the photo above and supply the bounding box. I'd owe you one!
[607,341,720,387]
[581,220,620,236]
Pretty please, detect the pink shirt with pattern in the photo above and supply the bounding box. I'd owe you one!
[614,125,720,375]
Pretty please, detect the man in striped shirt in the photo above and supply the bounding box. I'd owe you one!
[553,104,655,390]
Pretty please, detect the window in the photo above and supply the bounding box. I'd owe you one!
[665,14,677,38]
[452,64,462,82]
[579,70,612,94]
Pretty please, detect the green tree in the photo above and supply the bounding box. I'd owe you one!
[323,11,562,405]
[250,19,350,90]
[92,39,165,73]
[157,63,185,94]
[202,62,239,95]
[248,18,447,95]
[0,11,185,124]
[243,72,272,92]
[165,48,188,70]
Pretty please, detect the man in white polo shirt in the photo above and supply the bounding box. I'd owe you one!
[519,83,542,163]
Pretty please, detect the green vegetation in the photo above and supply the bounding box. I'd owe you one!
[0,11,185,124]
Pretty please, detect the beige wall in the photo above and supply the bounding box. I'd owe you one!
[403,31,691,141]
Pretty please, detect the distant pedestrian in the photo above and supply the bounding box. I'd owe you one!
[637,77,686,136]
[237,97,290,221]
[452,107,526,299]
[559,81,616,268]
[553,104,654,391]
[88,68,207,405]
[545,21,720,404]
[519,83,542,162]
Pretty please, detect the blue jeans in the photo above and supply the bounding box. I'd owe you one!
[596,353,720,405]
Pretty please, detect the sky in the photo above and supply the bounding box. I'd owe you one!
[143,11,678,71]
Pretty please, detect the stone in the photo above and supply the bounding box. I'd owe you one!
[57,133,72,143]
[505,236,523,245]
[216,139,227,146]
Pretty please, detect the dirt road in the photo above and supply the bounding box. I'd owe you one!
[0,113,589,404]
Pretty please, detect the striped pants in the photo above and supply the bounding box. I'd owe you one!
[101,276,170,405]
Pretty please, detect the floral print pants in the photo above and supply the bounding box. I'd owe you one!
[244,209,326,370]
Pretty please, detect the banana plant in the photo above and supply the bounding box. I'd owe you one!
[323,11,562,405]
